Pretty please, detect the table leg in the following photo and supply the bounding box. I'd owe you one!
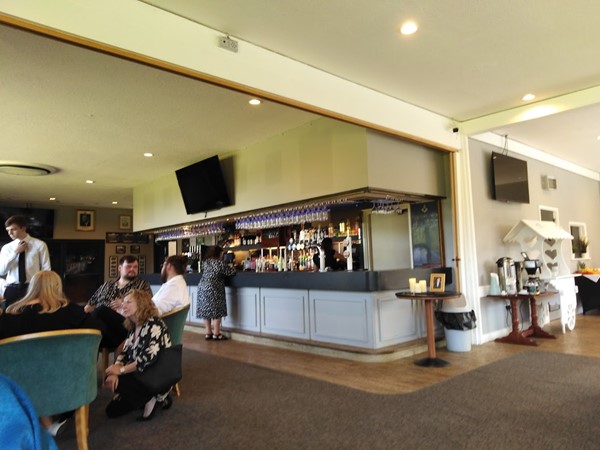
[495,298,538,346]
[523,296,556,339]
[415,299,449,367]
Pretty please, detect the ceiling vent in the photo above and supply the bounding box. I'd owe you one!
[0,161,57,176]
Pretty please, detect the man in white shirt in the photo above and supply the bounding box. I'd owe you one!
[153,255,190,315]
[0,215,51,308]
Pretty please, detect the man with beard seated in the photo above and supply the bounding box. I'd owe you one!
[84,255,152,348]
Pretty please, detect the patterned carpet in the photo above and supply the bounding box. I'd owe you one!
[56,349,600,449]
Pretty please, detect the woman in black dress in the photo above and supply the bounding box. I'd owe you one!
[197,245,236,340]
[0,270,104,339]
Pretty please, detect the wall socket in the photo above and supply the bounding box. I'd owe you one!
[218,36,238,53]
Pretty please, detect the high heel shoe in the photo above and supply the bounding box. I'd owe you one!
[137,400,159,422]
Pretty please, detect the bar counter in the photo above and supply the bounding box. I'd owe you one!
[142,267,452,352]
[142,267,451,292]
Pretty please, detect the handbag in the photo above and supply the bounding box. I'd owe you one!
[135,344,183,394]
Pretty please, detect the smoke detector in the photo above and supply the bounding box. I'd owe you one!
[0,161,57,176]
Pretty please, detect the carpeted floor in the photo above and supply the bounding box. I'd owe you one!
[56,349,600,449]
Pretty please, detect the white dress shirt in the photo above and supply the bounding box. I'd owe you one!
[152,274,191,315]
[0,234,51,285]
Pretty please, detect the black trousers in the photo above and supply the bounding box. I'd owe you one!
[3,283,29,309]
[92,305,128,348]
[105,373,154,418]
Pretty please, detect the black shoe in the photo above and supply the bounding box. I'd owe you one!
[106,397,134,418]
[136,400,159,422]
[160,394,173,410]
[212,333,228,340]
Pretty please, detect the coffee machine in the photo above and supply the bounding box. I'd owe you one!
[523,257,543,294]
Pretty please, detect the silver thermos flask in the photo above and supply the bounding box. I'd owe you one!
[496,257,517,294]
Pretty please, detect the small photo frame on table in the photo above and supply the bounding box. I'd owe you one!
[119,215,131,230]
[76,210,95,231]
[430,273,446,293]
[115,245,126,254]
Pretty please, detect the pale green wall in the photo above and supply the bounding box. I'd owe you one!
[134,118,370,230]
[366,130,447,196]
[134,118,451,231]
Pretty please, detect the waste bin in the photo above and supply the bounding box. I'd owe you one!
[435,309,476,352]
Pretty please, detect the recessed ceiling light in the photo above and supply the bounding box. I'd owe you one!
[112,201,118,205]
[249,99,262,106]
[399,21,418,35]
[86,179,94,184]
[49,197,56,201]
[522,93,535,101]
[143,152,153,157]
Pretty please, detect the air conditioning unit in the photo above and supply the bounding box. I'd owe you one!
[541,175,557,190]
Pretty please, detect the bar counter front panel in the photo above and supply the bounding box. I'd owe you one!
[143,268,449,350]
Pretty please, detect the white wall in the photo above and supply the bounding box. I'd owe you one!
[468,138,600,339]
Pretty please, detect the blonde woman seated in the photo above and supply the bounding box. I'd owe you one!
[0,270,104,340]
[0,270,104,436]
[104,289,173,421]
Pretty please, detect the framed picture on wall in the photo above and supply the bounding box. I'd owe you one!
[115,245,126,254]
[76,210,95,232]
[109,255,118,278]
[119,215,131,230]
[130,245,140,254]
[138,255,146,275]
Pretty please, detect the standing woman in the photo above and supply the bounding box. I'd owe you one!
[104,289,172,421]
[197,245,236,340]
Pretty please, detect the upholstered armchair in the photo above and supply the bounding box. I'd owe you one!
[0,329,102,450]
[161,304,190,396]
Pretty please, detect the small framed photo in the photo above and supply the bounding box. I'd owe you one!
[119,215,132,230]
[109,256,118,278]
[430,273,446,293]
[115,245,126,254]
[76,210,95,231]
[130,245,140,254]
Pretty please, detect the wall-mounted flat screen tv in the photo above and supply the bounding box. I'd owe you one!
[175,155,232,214]
[491,152,530,204]
[0,206,55,241]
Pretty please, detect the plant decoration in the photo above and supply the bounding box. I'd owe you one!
[573,236,589,256]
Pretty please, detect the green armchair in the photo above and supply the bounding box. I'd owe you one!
[0,328,102,450]
[161,304,190,396]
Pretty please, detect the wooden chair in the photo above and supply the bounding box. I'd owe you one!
[100,345,119,376]
[0,329,102,450]
[160,304,190,396]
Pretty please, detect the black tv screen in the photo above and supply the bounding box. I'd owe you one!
[176,155,232,214]
[0,207,54,241]
[491,152,530,204]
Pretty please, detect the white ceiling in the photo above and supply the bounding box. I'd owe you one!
[2,1,600,209]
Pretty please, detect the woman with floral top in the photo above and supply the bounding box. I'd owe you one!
[104,289,172,421]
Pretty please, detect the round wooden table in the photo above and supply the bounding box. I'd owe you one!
[395,291,462,367]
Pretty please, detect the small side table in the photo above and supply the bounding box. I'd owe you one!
[395,291,462,367]
[487,292,557,346]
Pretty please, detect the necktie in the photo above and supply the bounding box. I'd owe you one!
[18,250,26,284]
